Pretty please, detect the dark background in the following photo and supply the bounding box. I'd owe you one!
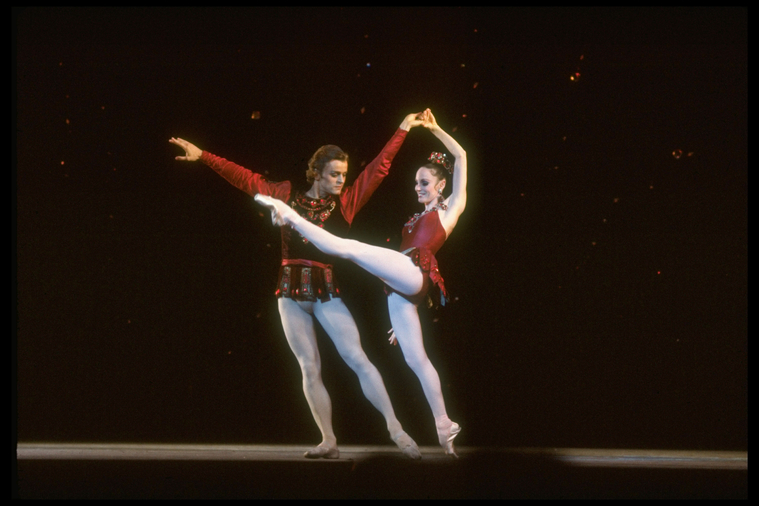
[14,7,746,451]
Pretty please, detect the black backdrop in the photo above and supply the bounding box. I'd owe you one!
[15,7,747,451]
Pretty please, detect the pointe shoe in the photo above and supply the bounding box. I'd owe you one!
[437,421,461,458]
[254,193,296,226]
[303,443,340,459]
[392,431,422,460]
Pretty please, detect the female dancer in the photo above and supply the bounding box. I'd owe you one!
[255,109,467,457]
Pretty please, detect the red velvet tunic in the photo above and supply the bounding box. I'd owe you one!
[200,128,408,301]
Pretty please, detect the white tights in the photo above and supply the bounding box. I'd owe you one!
[286,213,452,423]
[278,296,405,447]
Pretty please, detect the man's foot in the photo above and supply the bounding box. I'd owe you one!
[392,431,422,460]
[303,443,340,459]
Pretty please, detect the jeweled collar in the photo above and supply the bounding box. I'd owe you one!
[295,192,335,210]
[405,201,447,233]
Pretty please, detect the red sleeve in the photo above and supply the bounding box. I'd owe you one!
[200,151,292,200]
[340,128,408,224]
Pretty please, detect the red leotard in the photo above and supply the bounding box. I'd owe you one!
[388,209,449,307]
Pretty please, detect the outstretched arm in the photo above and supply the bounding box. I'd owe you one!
[341,111,426,223]
[424,110,467,235]
[169,137,291,200]
[170,137,203,161]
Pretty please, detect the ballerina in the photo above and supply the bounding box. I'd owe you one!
[255,109,467,457]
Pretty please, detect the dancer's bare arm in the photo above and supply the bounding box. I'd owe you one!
[424,110,467,235]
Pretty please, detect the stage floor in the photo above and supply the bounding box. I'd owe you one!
[15,443,747,499]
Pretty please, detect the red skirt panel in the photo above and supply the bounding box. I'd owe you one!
[275,259,340,303]
[385,247,449,308]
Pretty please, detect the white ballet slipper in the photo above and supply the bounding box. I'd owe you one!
[436,419,461,458]
[254,193,297,226]
[303,443,340,459]
[392,431,422,460]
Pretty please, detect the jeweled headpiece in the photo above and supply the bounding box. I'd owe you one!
[428,152,453,173]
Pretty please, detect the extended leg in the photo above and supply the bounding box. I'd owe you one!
[314,298,421,459]
[255,194,424,296]
[387,292,461,457]
[277,297,339,459]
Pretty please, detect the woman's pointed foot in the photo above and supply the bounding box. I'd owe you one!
[254,193,297,226]
[303,443,340,459]
[392,431,422,460]
[436,418,461,458]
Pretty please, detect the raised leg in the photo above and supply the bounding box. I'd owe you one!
[255,194,424,296]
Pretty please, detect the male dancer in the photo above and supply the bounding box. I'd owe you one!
[169,112,425,459]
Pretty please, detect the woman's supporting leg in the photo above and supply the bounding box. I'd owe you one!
[255,194,424,296]
[386,292,447,418]
[277,297,339,458]
[387,292,461,457]
[314,298,421,459]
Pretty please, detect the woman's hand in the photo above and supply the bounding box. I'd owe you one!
[169,137,203,162]
[422,109,440,131]
[399,111,427,131]
[388,328,398,346]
